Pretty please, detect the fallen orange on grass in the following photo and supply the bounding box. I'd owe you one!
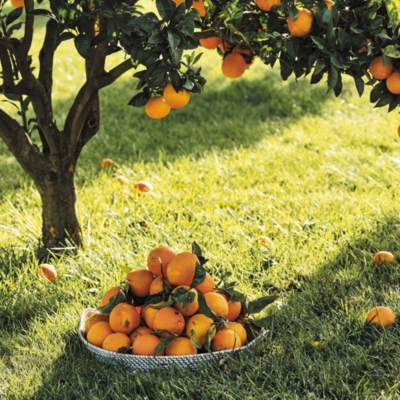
[373,251,395,264]
[36,263,57,282]
[366,306,396,328]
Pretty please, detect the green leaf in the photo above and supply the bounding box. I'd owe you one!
[311,36,327,51]
[353,76,364,97]
[191,262,206,287]
[143,293,164,308]
[370,81,386,103]
[327,65,339,91]
[128,92,149,107]
[156,0,176,21]
[74,34,91,59]
[247,295,278,315]
[337,27,351,52]
[382,45,400,59]
[248,315,274,329]
[148,30,166,44]
[27,9,59,22]
[190,337,203,349]
[286,37,299,59]
[154,337,173,355]
[6,7,23,25]
[330,51,344,69]
[168,30,181,51]
[175,13,195,35]
[204,326,215,353]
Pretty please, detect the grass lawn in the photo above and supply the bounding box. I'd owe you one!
[1,19,400,399]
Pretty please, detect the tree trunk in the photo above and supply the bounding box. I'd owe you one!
[33,164,82,252]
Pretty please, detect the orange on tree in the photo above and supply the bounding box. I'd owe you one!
[199,36,222,50]
[324,0,335,9]
[125,268,154,297]
[185,313,216,345]
[145,96,170,119]
[109,303,140,334]
[149,275,173,296]
[153,306,185,337]
[287,8,313,38]
[102,332,132,352]
[366,306,396,328]
[172,0,185,5]
[147,245,177,276]
[255,0,281,12]
[369,56,393,80]
[204,292,229,317]
[192,0,206,17]
[141,300,167,329]
[129,326,154,343]
[166,252,200,286]
[221,52,248,79]
[386,71,400,94]
[10,0,24,7]
[163,83,191,109]
[132,334,164,356]
[194,272,215,294]
[165,337,198,356]
[172,286,199,317]
[221,321,247,344]
[211,329,242,351]
[373,251,395,264]
[86,321,114,347]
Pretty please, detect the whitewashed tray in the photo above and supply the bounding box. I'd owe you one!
[78,308,266,371]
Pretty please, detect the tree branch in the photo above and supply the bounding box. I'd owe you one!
[0,43,14,93]
[20,0,35,56]
[0,109,48,175]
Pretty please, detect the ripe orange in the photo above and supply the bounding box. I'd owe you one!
[98,286,125,308]
[211,329,242,351]
[84,313,109,333]
[199,36,222,50]
[165,337,198,356]
[125,268,155,297]
[145,96,170,119]
[386,71,400,94]
[133,180,153,193]
[163,83,191,109]
[192,0,206,17]
[221,321,247,344]
[172,286,199,317]
[373,251,395,264]
[172,0,185,5]
[369,56,393,80]
[11,0,24,7]
[36,263,57,281]
[147,245,177,276]
[255,0,281,12]
[287,8,313,37]
[100,158,114,168]
[194,272,215,294]
[204,292,229,317]
[153,307,185,337]
[366,306,396,328]
[141,301,166,329]
[221,53,247,79]
[102,332,132,352]
[129,326,154,343]
[109,303,140,334]
[166,252,200,286]
[220,294,242,321]
[398,125,400,137]
[185,313,216,345]
[132,334,164,356]
[86,321,113,347]
[324,0,334,9]
[149,275,173,296]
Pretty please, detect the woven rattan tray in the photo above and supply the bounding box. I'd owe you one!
[78,308,266,371]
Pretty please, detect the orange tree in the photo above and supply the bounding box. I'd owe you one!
[0,0,399,251]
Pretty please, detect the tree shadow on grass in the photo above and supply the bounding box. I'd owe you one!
[79,71,334,167]
[14,213,400,399]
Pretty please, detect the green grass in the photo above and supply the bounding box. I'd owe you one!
[1,26,400,399]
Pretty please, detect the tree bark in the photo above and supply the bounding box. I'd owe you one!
[33,163,81,252]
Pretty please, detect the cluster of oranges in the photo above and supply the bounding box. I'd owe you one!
[84,245,253,357]
[368,56,400,95]
[144,83,191,120]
